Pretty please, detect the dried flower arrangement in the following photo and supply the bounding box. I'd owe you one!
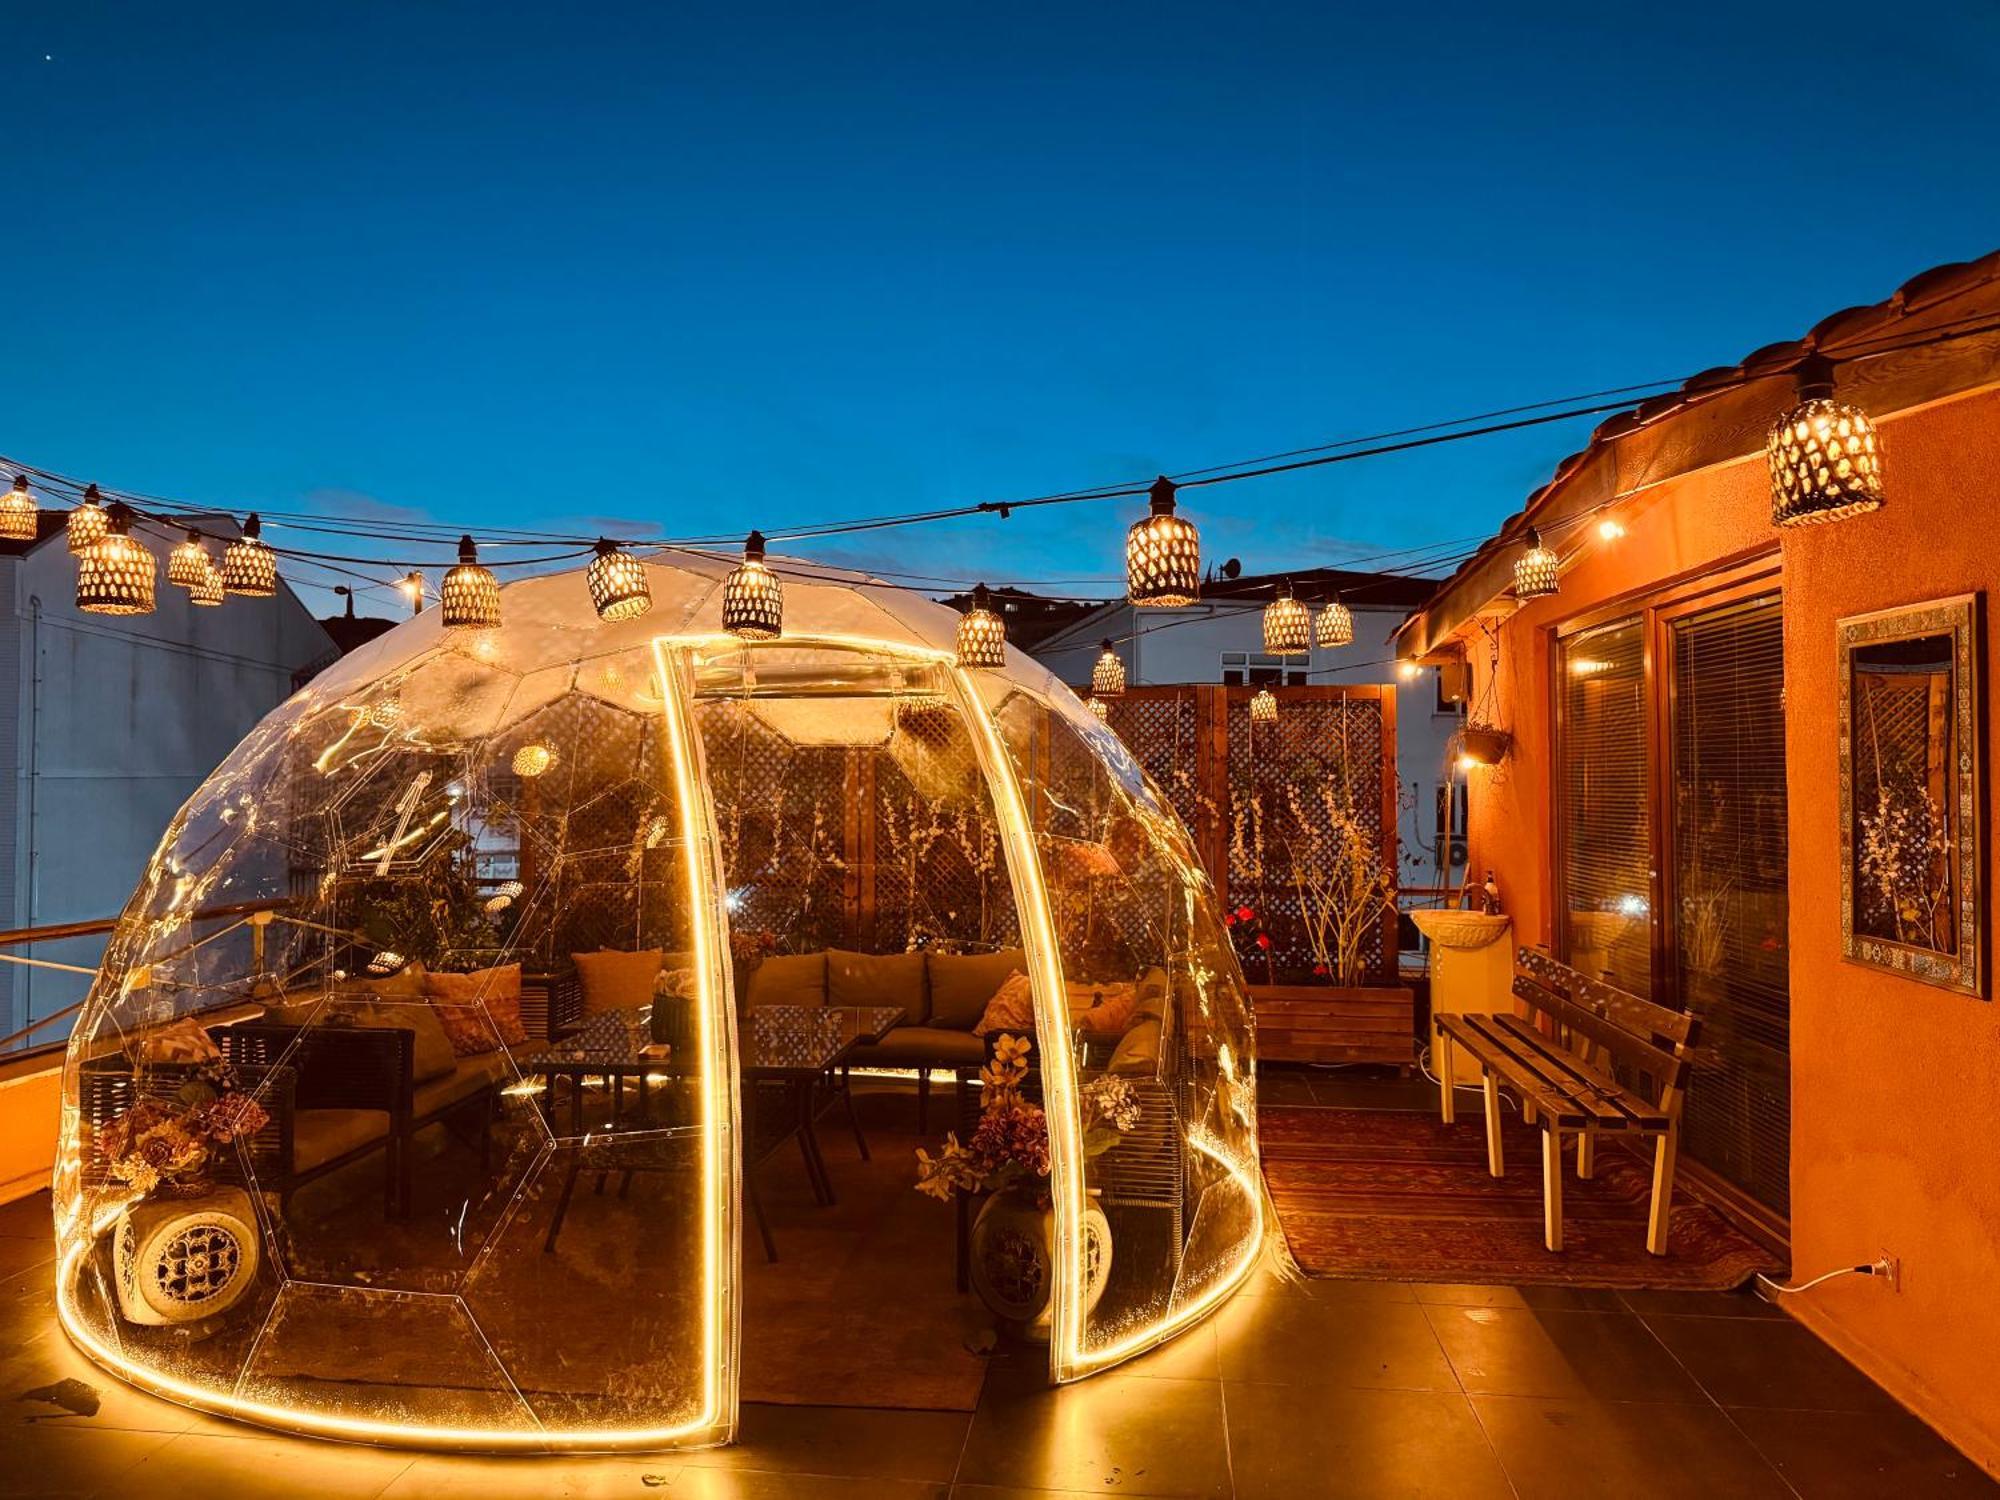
[99,1063,270,1197]
[914,1036,1139,1207]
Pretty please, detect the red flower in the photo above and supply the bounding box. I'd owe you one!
[1235,905,1255,923]
[1255,933,1272,951]
[1312,963,1329,977]
[1223,913,1237,927]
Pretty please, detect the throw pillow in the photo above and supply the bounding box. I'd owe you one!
[1075,985,1140,1040]
[927,949,1024,1030]
[132,1016,222,1065]
[572,949,664,1017]
[974,971,1036,1035]
[425,964,529,1048]
[1109,1017,1163,1075]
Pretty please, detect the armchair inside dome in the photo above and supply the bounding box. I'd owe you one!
[53,557,1263,1451]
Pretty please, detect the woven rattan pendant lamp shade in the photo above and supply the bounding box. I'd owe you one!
[67,484,107,555]
[586,539,652,621]
[722,531,783,640]
[1769,353,1885,527]
[1087,696,1109,722]
[1263,580,1311,655]
[222,514,278,597]
[167,528,213,590]
[1513,527,1559,599]
[1091,640,1126,697]
[441,535,502,629]
[0,475,36,541]
[955,583,1006,669]
[1127,475,1200,607]
[1316,595,1354,648]
[187,558,224,607]
[1250,687,1277,723]
[76,502,156,616]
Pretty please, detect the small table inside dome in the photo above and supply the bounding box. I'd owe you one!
[526,1003,905,1259]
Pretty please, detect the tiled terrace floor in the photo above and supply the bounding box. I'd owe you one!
[4,1080,1994,1499]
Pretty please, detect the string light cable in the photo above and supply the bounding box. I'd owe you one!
[3,308,1992,609]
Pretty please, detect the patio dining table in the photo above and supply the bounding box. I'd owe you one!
[524,1002,905,1259]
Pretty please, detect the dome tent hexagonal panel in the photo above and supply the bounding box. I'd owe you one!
[54,552,1263,1451]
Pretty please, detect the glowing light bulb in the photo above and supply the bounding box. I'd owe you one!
[1597,517,1625,542]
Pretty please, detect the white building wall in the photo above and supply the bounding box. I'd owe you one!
[1,536,334,1043]
[1034,600,1467,891]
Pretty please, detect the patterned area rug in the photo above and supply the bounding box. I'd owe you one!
[1262,1105,1784,1289]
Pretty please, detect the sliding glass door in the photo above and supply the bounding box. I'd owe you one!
[1555,570,1791,1226]
[1667,592,1790,1219]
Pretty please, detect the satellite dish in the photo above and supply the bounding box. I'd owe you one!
[1220,558,1242,580]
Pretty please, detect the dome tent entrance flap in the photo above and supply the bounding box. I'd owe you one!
[53,551,1262,1452]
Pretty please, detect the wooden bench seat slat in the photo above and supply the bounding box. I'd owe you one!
[1490,1015,1670,1131]
[1435,1014,1592,1128]
[1444,1014,1629,1129]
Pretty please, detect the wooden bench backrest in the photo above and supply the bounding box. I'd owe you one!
[1512,948,1700,1098]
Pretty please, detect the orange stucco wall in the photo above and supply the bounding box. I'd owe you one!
[1778,385,2000,1473]
[1462,382,2000,1473]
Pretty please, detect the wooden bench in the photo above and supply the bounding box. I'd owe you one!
[1434,947,1699,1256]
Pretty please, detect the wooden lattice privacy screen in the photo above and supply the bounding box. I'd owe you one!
[485,684,1392,987]
[1099,685,1400,986]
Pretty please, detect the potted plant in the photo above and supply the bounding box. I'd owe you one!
[100,1061,270,1327]
[913,1035,1138,1337]
[1244,767,1414,1067]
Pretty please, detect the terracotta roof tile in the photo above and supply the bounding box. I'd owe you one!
[1809,302,1896,346]
[1681,364,1743,394]
[1394,248,2000,653]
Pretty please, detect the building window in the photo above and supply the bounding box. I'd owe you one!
[1221,651,1308,686]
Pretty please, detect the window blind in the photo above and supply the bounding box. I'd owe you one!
[1558,618,1653,998]
[1670,594,1790,1217]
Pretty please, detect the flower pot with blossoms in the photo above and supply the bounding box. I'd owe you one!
[914,1034,1139,1337]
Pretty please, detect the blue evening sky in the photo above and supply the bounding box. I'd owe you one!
[3,3,1995,612]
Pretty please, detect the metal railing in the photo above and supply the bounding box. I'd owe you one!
[0,899,292,1060]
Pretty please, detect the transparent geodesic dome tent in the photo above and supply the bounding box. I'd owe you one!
[55,552,1263,1451]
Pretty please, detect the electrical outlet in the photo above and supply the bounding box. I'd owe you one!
[1875,1253,1901,1292]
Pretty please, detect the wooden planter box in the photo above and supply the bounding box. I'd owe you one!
[1249,983,1414,1068]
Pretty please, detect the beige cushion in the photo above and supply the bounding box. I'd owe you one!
[363,961,429,1001]
[746,953,827,1008]
[573,949,663,1017]
[1109,1017,1163,1075]
[853,1025,986,1069]
[344,1003,459,1084]
[927,950,1024,1030]
[827,949,927,1021]
[293,1108,390,1172]
[413,1062,500,1119]
[1134,967,1170,1020]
